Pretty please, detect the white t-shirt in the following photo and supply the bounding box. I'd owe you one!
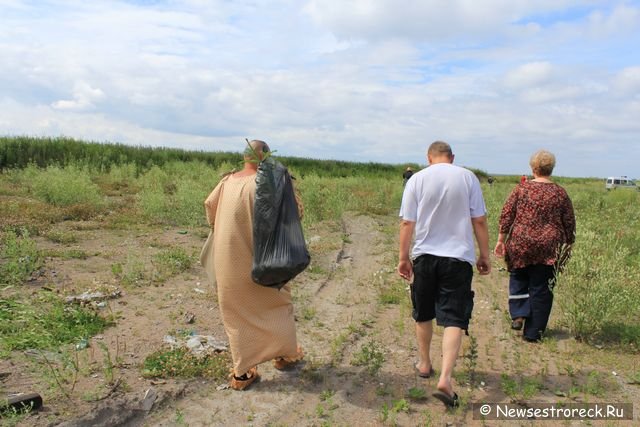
[399,163,486,264]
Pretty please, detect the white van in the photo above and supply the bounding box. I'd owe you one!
[605,176,638,190]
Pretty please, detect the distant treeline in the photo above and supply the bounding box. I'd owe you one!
[0,136,428,179]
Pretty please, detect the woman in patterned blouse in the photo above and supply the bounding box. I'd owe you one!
[494,150,576,342]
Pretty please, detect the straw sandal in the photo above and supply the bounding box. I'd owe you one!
[273,346,304,370]
[229,367,259,390]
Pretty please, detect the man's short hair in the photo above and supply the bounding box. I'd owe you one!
[529,150,555,176]
[427,141,453,158]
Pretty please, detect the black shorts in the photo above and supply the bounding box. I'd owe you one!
[410,254,474,329]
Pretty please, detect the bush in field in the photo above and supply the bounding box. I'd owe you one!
[21,164,104,209]
[298,174,346,224]
[298,175,404,225]
[137,162,218,226]
[106,162,139,191]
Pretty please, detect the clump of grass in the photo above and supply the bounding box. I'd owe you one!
[406,387,427,400]
[142,348,230,380]
[351,340,385,375]
[111,255,148,287]
[42,248,90,260]
[500,373,543,401]
[378,284,404,305]
[0,294,112,353]
[577,371,609,397]
[153,247,193,279]
[0,228,42,286]
[0,403,34,426]
[45,230,78,244]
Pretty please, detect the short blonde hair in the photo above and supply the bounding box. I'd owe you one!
[427,141,453,158]
[529,150,556,176]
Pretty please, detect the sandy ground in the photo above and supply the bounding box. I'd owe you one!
[1,212,639,427]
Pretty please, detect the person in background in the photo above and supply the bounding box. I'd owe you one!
[204,140,303,390]
[398,141,491,409]
[494,150,575,342]
[402,166,414,186]
[520,174,527,184]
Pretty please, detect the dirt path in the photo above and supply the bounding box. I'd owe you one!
[3,212,638,426]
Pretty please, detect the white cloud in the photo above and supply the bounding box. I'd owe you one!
[52,82,105,111]
[612,66,640,95]
[504,62,554,89]
[0,0,639,177]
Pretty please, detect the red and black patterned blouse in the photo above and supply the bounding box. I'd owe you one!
[499,181,576,270]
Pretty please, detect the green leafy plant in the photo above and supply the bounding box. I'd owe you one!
[351,340,385,375]
[0,295,112,352]
[500,373,543,401]
[142,348,230,380]
[0,228,42,286]
[406,387,427,400]
[153,247,193,280]
[111,255,148,287]
[45,230,78,244]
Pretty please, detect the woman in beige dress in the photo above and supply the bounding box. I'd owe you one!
[204,140,303,390]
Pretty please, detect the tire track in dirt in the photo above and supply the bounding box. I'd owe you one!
[100,212,640,426]
[145,213,394,426]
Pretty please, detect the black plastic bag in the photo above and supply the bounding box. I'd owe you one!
[252,158,310,289]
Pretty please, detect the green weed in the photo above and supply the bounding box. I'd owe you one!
[301,307,317,321]
[319,389,335,401]
[463,335,479,386]
[111,256,148,287]
[500,373,543,400]
[153,247,193,280]
[406,387,427,400]
[0,228,42,286]
[26,164,105,210]
[42,248,90,260]
[351,340,385,375]
[141,348,231,380]
[45,230,78,244]
[0,294,112,353]
[0,402,34,426]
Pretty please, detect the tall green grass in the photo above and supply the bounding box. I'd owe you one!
[0,138,638,347]
[11,164,105,208]
[488,180,640,346]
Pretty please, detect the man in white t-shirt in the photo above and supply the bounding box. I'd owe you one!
[398,141,490,408]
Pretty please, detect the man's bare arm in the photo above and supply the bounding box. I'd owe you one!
[471,215,491,275]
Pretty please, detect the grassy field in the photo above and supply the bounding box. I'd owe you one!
[1,137,639,425]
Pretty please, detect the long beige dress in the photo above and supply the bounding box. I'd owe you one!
[204,173,298,375]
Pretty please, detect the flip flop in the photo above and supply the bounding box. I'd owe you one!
[229,367,260,391]
[414,361,435,378]
[432,390,459,408]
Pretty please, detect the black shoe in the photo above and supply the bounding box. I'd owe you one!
[522,335,541,343]
[511,319,524,330]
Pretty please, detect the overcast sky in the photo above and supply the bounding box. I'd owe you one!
[1,1,639,177]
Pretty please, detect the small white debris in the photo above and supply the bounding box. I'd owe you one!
[194,288,206,294]
[612,371,618,376]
